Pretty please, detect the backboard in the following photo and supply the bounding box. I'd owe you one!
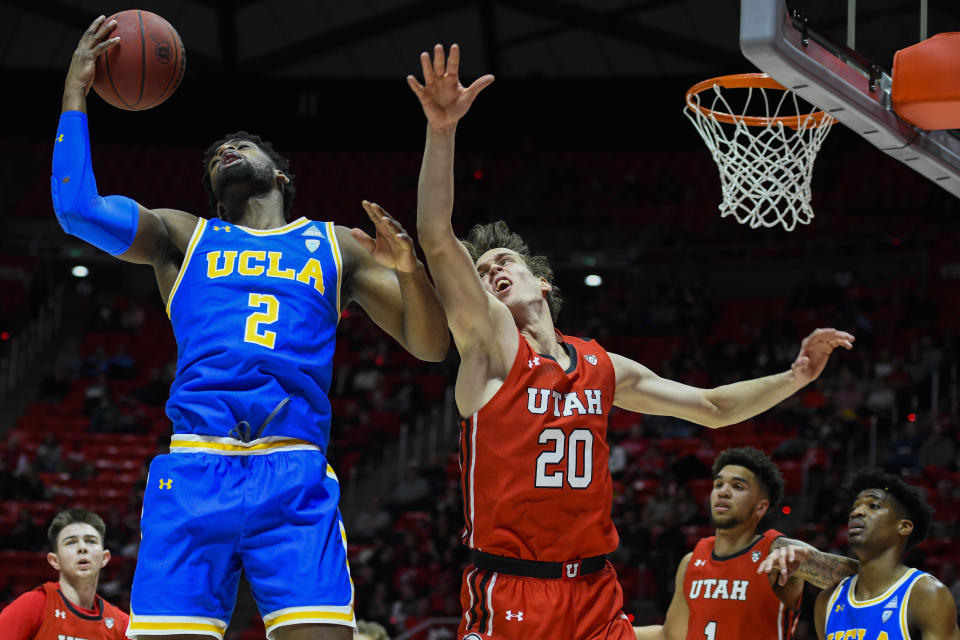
[740,0,960,199]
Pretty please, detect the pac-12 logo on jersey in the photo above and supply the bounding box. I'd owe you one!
[752,550,762,562]
[584,354,597,365]
[302,224,325,252]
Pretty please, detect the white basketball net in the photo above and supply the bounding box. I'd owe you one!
[685,82,835,231]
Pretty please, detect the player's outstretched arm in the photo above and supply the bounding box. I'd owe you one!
[55,15,198,298]
[909,575,960,640]
[339,201,450,362]
[758,538,858,612]
[408,44,499,347]
[609,328,854,428]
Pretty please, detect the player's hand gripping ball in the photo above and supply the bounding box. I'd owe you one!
[92,10,185,110]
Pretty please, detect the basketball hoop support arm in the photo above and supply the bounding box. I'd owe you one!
[739,0,960,200]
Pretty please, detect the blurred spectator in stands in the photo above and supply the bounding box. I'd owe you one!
[12,467,47,502]
[350,346,386,397]
[4,511,44,551]
[0,455,14,500]
[388,464,432,513]
[390,368,423,422]
[82,346,108,378]
[609,431,627,479]
[419,452,447,496]
[800,378,828,410]
[38,365,70,402]
[918,422,956,469]
[832,367,864,415]
[886,421,925,474]
[356,620,390,640]
[54,340,83,379]
[34,434,62,473]
[674,484,702,525]
[133,367,170,406]
[107,345,135,379]
[89,395,119,433]
[864,376,896,415]
[119,301,145,332]
[353,495,392,542]
[641,484,676,527]
[83,374,109,415]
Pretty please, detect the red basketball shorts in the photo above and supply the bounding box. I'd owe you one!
[457,561,635,640]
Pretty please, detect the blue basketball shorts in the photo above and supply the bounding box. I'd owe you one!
[127,442,354,639]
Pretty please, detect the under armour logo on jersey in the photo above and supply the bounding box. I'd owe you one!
[882,610,893,623]
[159,478,172,489]
[584,354,597,365]
[212,225,231,232]
[694,559,706,566]
[751,550,762,563]
[835,603,844,613]
[528,356,540,368]
[505,610,524,621]
[303,224,325,252]
[54,608,66,619]
[57,134,64,142]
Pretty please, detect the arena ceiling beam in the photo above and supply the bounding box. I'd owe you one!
[0,0,221,73]
[238,0,472,75]
[499,0,742,70]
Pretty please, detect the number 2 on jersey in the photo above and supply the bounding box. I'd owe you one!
[245,293,279,349]
[535,428,593,488]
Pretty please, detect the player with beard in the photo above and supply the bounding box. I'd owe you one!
[52,16,449,640]
[761,468,959,640]
[407,43,854,640]
[0,509,129,640]
[634,448,858,640]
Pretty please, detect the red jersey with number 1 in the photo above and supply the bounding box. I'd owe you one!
[683,529,798,640]
[459,330,618,561]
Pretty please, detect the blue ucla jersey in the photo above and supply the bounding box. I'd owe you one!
[824,568,929,640]
[165,217,342,450]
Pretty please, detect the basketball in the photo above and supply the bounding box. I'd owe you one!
[92,10,185,111]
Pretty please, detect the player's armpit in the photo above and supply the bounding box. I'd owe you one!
[813,587,833,640]
[661,552,692,640]
[909,575,960,640]
[119,207,198,266]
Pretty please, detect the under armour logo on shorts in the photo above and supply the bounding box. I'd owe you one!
[159,478,172,489]
[505,610,524,621]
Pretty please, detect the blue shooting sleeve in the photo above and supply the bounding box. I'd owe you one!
[51,110,139,255]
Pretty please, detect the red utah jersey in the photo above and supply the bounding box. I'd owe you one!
[29,581,127,640]
[459,330,618,561]
[683,529,798,640]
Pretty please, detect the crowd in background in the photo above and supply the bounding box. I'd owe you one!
[1,144,959,637]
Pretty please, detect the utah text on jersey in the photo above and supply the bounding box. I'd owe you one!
[526,387,603,416]
[688,578,750,601]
